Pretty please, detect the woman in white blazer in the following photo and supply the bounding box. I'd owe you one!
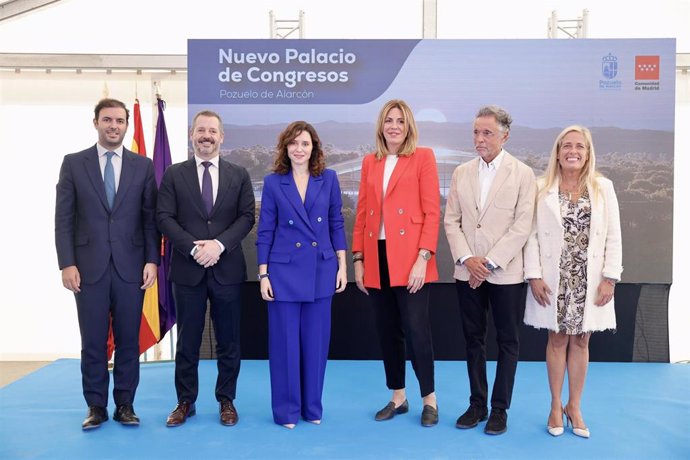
[523,125,622,439]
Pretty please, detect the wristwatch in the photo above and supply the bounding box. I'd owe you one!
[258,273,269,281]
[418,249,432,261]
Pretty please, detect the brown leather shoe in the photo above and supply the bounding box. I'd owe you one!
[220,399,238,426]
[166,401,196,427]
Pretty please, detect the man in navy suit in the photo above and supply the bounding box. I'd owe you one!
[55,98,160,430]
[157,110,255,427]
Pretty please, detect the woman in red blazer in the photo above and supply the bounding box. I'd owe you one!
[352,99,441,427]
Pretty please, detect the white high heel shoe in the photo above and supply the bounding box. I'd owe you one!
[564,408,590,438]
[547,407,565,437]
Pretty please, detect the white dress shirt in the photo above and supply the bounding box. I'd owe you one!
[458,149,506,267]
[378,153,399,239]
[478,149,506,210]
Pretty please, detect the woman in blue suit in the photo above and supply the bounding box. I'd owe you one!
[256,121,348,429]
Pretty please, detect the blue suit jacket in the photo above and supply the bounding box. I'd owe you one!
[256,169,347,302]
[156,157,255,286]
[55,145,160,284]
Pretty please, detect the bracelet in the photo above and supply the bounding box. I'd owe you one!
[352,253,364,263]
[258,273,269,281]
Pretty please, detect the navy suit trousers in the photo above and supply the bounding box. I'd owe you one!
[75,261,144,407]
[173,272,242,403]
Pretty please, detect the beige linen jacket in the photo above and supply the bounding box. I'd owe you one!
[444,151,537,284]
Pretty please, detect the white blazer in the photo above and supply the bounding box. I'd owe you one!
[523,176,623,332]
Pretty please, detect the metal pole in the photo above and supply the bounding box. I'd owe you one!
[299,10,305,38]
[269,10,276,38]
[548,10,558,38]
[581,9,589,38]
[423,0,437,39]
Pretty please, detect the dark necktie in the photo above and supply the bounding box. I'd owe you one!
[201,161,213,215]
[104,151,116,209]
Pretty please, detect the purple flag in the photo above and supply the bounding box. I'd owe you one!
[153,97,176,337]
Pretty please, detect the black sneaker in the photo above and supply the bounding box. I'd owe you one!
[456,405,488,429]
[484,408,507,435]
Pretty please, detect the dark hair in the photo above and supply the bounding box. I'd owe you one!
[192,110,224,134]
[273,121,325,176]
[94,98,129,123]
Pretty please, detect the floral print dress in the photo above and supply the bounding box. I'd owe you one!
[557,191,591,335]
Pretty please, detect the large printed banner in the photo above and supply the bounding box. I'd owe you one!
[188,39,675,284]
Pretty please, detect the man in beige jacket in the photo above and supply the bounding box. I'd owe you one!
[444,105,536,435]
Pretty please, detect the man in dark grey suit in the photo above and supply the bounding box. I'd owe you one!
[157,110,255,428]
[55,98,160,430]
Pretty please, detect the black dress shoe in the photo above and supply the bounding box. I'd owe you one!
[166,401,196,427]
[375,400,409,421]
[456,405,488,429]
[113,405,140,426]
[82,406,108,430]
[484,408,508,435]
[421,405,438,427]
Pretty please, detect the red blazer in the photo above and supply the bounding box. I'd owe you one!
[352,147,440,288]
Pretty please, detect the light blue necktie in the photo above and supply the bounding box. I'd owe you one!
[104,151,116,209]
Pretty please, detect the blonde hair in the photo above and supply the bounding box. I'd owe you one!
[374,99,418,160]
[540,125,601,201]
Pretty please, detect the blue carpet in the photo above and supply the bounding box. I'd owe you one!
[0,360,688,459]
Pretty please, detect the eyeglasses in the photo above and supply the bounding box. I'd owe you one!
[473,129,496,138]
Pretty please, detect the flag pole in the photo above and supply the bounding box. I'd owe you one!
[153,82,162,362]
[151,88,176,361]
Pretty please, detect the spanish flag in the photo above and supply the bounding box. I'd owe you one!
[131,98,161,354]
